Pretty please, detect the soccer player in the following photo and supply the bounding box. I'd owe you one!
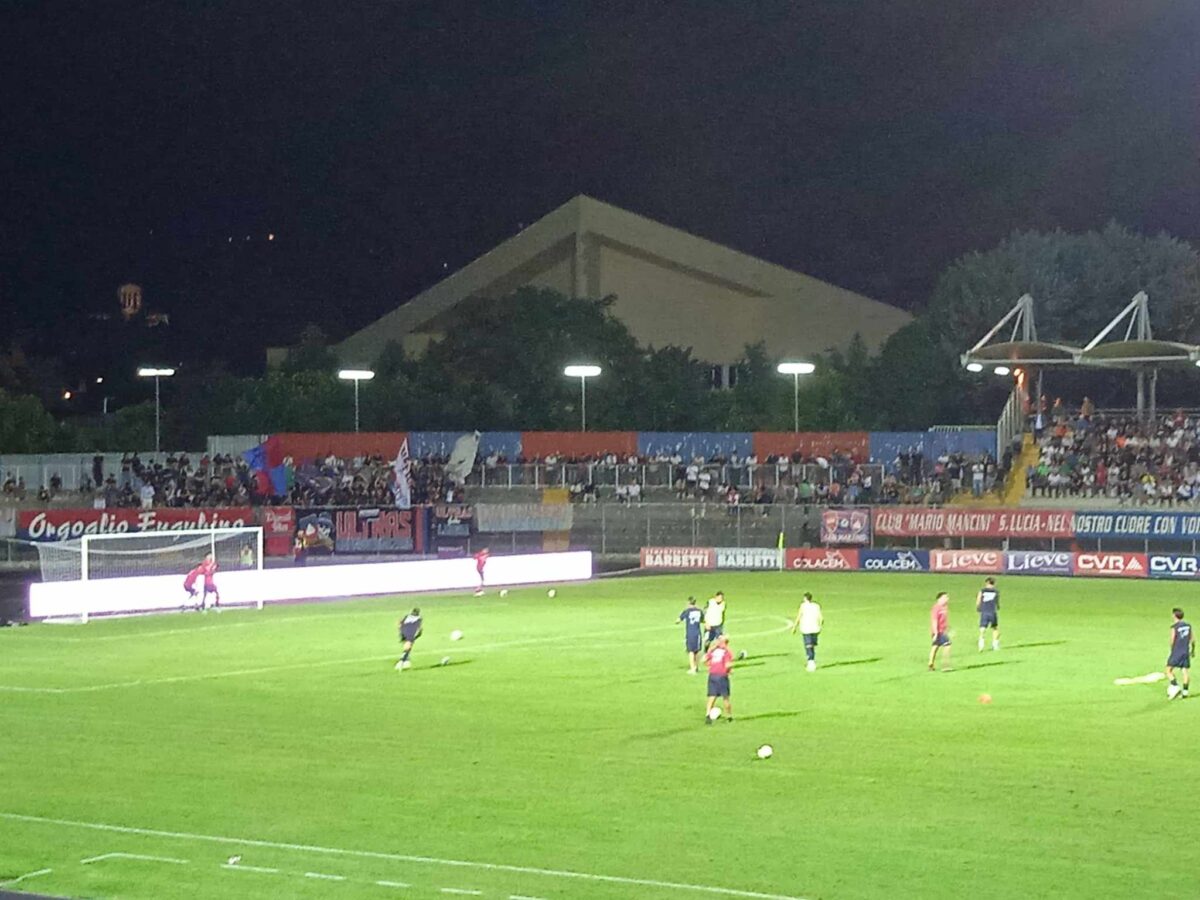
[704,634,734,723]
[396,607,423,671]
[791,592,823,671]
[678,596,704,673]
[976,577,1000,652]
[928,591,951,671]
[1166,607,1193,700]
[703,591,726,650]
[183,551,220,611]
[473,548,490,596]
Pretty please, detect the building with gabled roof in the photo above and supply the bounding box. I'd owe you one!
[333,195,910,381]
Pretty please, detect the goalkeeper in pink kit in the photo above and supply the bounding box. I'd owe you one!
[184,551,220,610]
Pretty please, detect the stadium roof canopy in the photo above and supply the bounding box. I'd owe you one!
[960,294,1082,369]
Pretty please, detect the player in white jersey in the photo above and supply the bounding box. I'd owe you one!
[703,591,726,650]
[791,592,823,671]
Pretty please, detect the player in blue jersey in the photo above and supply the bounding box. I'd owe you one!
[976,577,1000,652]
[678,596,704,673]
[1166,608,1193,700]
[395,608,423,672]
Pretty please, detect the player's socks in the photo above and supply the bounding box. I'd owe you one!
[992,640,999,650]
[978,638,984,652]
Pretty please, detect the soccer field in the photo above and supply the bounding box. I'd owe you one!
[0,571,1192,900]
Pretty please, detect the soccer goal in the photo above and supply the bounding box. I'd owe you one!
[35,527,264,584]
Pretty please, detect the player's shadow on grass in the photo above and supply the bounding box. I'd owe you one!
[737,652,792,661]
[961,660,1021,671]
[738,710,804,722]
[821,657,882,669]
[1005,640,1068,650]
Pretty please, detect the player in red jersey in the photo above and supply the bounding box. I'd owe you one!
[183,551,220,611]
[928,591,951,671]
[704,635,735,723]
[473,548,490,596]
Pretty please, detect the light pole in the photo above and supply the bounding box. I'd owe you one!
[776,361,815,432]
[136,367,175,453]
[337,369,375,432]
[563,364,602,431]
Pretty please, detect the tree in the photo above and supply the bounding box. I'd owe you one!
[0,390,64,452]
[282,324,339,374]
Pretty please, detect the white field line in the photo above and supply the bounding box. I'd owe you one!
[510,895,548,900]
[377,879,411,888]
[0,616,789,695]
[305,870,348,881]
[81,851,188,865]
[441,889,482,896]
[222,863,280,874]
[0,867,52,886]
[0,811,809,900]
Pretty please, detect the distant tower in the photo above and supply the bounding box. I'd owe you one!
[118,283,143,321]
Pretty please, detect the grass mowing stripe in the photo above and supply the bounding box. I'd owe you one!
[0,812,809,900]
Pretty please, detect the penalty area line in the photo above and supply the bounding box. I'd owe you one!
[0,867,53,887]
[0,811,808,900]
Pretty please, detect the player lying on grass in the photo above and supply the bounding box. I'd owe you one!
[678,596,704,673]
[790,592,823,671]
[396,608,422,671]
[705,634,734,724]
[977,577,1000,652]
[1166,607,1193,700]
[183,552,220,611]
[928,591,951,672]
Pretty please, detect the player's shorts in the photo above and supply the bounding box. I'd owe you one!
[707,674,731,697]
[400,631,421,644]
[706,625,724,643]
[802,633,819,648]
[932,632,951,647]
[686,633,702,653]
[979,611,998,629]
[1167,652,1191,669]
[203,581,217,593]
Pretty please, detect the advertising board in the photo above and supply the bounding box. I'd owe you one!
[785,549,860,571]
[1148,555,1200,579]
[17,508,255,542]
[639,547,716,569]
[858,549,930,572]
[929,549,1003,573]
[1003,551,1073,576]
[1072,552,1148,578]
[715,547,782,570]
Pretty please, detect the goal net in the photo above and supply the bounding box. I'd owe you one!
[34,527,264,583]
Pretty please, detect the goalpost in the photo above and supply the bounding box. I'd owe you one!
[35,527,264,585]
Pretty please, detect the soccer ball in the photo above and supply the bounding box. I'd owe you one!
[547,589,557,598]
[499,589,508,597]
[1167,683,1182,700]
[450,630,463,641]
[707,707,722,721]
[440,656,451,666]
[737,650,747,660]
[756,744,774,759]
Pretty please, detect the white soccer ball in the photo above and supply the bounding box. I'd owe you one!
[547,589,557,598]
[757,744,774,759]
[499,589,508,597]
[1168,683,1182,700]
[440,656,451,666]
[227,856,241,866]
[707,707,722,721]
[450,629,463,641]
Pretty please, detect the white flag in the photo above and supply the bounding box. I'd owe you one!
[392,438,413,509]
[445,431,481,485]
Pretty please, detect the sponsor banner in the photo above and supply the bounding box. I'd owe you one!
[1148,554,1200,579]
[785,548,860,571]
[1004,550,1073,576]
[475,503,574,533]
[1072,511,1200,541]
[1072,552,1148,578]
[820,509,871,545]
[715,547,782,570]
[640,547,716,569]
[872,508,1073,539]
[858,549,930,572]
[17,507,255,542]
[930,549,1003,573]
[256,506,295,557]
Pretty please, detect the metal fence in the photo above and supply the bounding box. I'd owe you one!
[460,462,885,491]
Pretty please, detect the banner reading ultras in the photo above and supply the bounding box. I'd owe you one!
[872,508,1074,539]
[18,508,255,541]
[639,547,716,569]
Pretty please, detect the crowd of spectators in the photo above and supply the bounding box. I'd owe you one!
[3,443,1003,509]
[1029,405,1200,504]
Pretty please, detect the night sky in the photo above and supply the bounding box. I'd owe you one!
[3,2,1198,374]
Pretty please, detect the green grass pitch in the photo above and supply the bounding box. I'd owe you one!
[0,571,1193,900]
